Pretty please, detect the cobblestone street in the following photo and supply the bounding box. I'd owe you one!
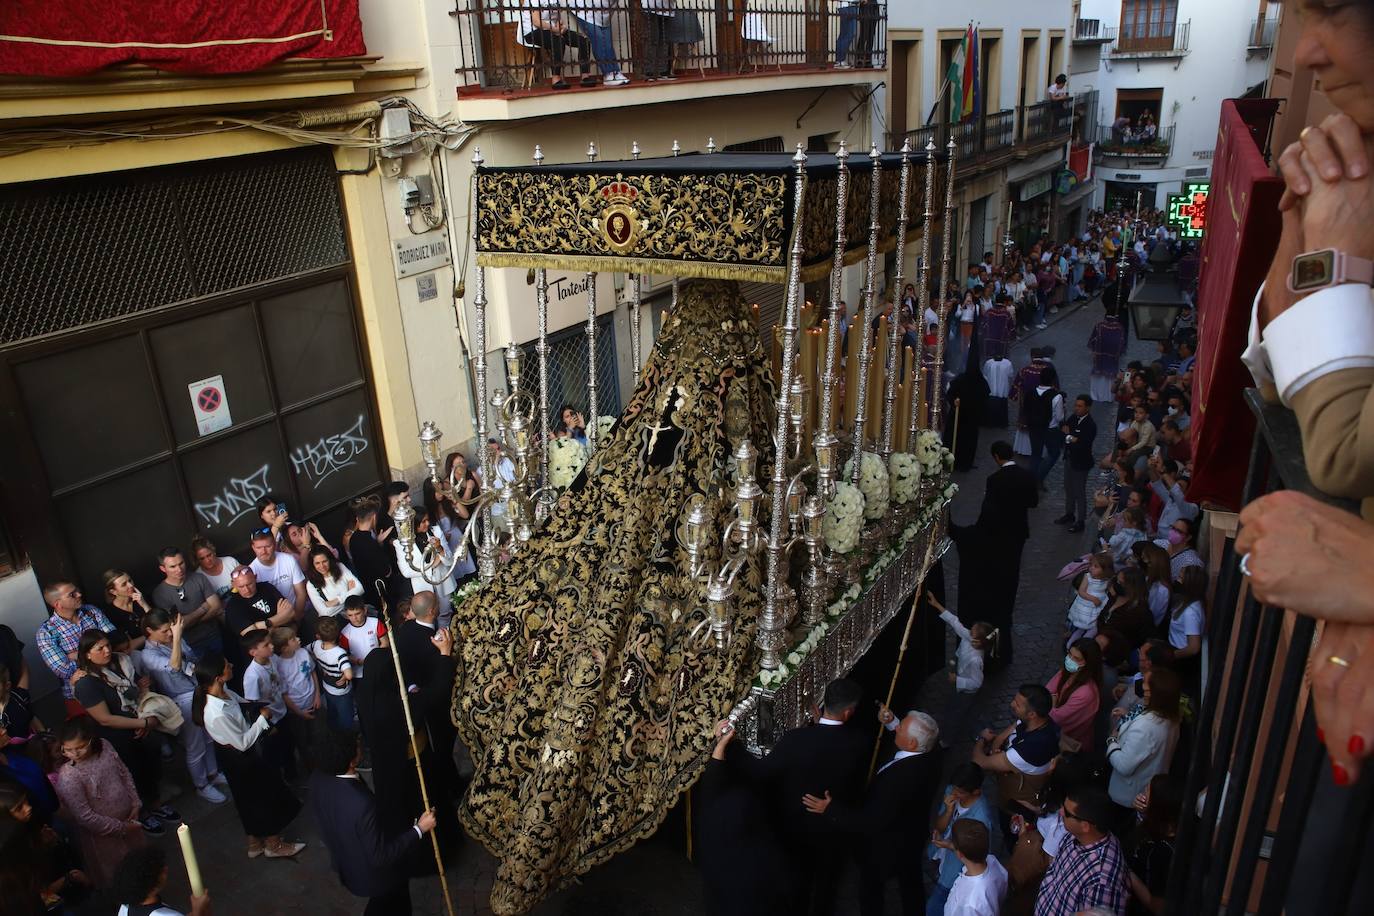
[83,294,1154,916]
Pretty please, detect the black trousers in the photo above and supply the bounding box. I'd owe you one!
[858,855,924,916]
[523,28,591,77]
[644,12,672,77]
[364,881,412,916]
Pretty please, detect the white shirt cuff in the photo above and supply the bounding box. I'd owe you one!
[1248,282,1374,405]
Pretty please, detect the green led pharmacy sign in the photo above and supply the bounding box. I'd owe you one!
[1167,182,1210,239]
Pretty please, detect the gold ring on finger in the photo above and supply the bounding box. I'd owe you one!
[1329,655,1353,669]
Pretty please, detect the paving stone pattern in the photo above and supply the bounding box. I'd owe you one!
[77,296,1153,916]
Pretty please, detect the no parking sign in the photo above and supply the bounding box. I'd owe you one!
[188,374,232,436]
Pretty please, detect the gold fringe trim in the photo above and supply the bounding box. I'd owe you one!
[477,225,927,287]
[476,252,787,284]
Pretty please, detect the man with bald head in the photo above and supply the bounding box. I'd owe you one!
[394,589,459,789]
[803,707,945,915]
[222,565,293,691]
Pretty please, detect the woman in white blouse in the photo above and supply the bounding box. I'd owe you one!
[304,546,364,617]
[192,653,304,859]
[394,510,456,607]
[1105,669,1182,816]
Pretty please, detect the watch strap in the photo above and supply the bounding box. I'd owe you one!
[1339,251,1374,286]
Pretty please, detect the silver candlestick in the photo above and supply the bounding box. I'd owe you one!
[909,139,938,446]
[815,140,851,501]
[880,140,914,460]
[849,145,884,480]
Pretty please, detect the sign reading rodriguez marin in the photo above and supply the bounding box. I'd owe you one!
[394,234,452,279]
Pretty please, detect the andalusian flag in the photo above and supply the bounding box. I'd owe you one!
[946,24,980,122]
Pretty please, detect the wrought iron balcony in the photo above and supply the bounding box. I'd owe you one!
[1020,99,1074,147]
[1097,121,1174,161]
[1105,18,1190,60]
[1248,15,1278,52]
[450,0,887,97]
[887,108,1018,169]
[1167,390,1373,915]
[1072,17,1111,44]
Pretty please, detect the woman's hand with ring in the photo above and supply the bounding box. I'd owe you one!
[1311,620,1374,785]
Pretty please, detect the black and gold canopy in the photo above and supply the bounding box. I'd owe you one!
[474,150,948,284]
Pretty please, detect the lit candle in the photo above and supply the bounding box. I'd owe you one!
[177,824,205,897]
[844,307,864,430]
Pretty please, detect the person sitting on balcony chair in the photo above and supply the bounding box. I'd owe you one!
[518,6,595,90]
[570,0,629,86]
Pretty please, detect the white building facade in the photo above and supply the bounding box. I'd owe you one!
[883,0,1091,270]
[1073,0,1277,210]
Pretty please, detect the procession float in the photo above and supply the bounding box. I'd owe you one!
[384,136,964,914]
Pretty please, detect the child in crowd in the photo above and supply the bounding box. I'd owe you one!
[52,717,145,889]
[240,629,294,780]
[1067,552,1114,644]
[310,616,355,731]
[270,625,323,775]
[927,762,995,913]
[944,819,1009,916]
[1102,507,1148,567]
[339,595,388,677]
[928,592,996,748]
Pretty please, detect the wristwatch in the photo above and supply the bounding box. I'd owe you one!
[1288,248,1374,293]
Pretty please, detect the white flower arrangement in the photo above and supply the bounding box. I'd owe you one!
[595,415,617,440]
[843,451,890,520]
[823,482,865,554]
[753,477,960,691]
[449,577,483,614]
[547,436,588,489]
[915,429,951,477]
[889,452,922,505]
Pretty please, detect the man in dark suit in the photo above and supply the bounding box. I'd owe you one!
[347,498,394,611]
[802,708,945,916]
[1056,394,1099,533]
[394,590,461,792]
[950,439,1039,667]
[727,678,872,916]
[309,729,437,915]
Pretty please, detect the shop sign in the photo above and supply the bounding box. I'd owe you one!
[1018,172,1055,202]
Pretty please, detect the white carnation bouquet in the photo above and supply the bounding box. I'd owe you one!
[595,415,616,440]
[915,429,954,477]
[823,481,864,554]
[547,436,588,489]
[889,452,921,505]
[843,451,889,520]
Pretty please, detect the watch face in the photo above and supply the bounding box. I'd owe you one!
[1292,250,1335,291]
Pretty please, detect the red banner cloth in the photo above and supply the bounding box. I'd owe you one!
[1069,143,1093,182]
[0,1,365,77]
[1189,99,1284,511]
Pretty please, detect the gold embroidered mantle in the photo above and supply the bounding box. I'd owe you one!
[451,279,777,914]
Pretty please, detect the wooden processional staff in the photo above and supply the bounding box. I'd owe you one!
[375,581,457,916]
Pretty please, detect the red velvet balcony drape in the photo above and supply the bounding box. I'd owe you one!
[0,0,366,76]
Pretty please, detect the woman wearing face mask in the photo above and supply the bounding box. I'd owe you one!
[1043,638,1103,750]
[1158,516,1203,580]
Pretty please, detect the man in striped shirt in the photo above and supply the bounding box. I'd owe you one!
[1035,786,1130,916]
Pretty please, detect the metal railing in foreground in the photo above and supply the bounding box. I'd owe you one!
[1167,389,1374,915]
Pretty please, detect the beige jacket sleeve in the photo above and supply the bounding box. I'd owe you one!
[1288,367,1374,522]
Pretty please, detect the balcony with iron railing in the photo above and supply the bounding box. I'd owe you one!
[1072,17,1111,44]
[450,0,886,113]
[1104,18,1190,61]
[1097,121,1174,162]
[1248,15,1279,52]
[885,100,1070,177]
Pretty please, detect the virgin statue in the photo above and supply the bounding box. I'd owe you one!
[452,278,778,914]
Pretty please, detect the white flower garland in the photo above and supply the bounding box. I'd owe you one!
[755,475,960,690]
[889,452,921,505]
[915,429,953,477]
[823,481,865,554]
[844,451,890,521]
